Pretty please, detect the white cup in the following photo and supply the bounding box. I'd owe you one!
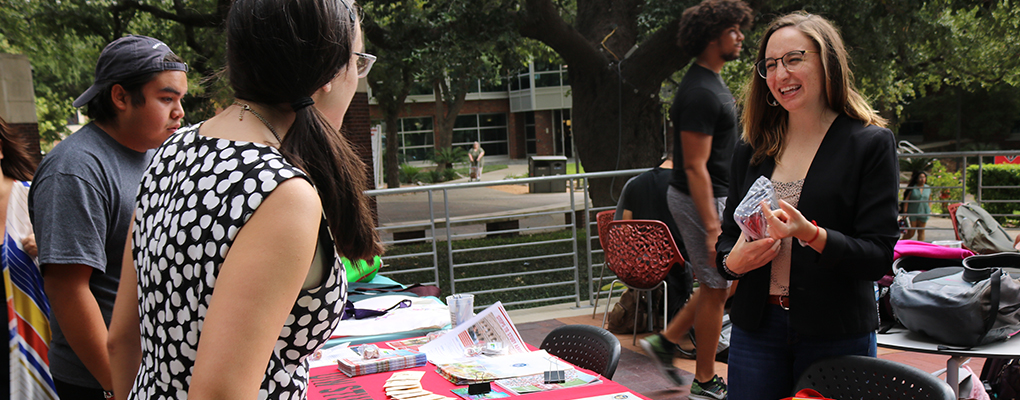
[932,240,963,249]
[446,294,475,327]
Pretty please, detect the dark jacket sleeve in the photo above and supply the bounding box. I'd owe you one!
[716,142,753,279]
[808,123,900,282]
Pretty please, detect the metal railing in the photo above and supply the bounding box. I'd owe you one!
[368,169,647,311]
[368,150,1020,311]
[897,150,1020,239]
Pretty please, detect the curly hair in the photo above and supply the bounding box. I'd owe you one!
[677,0,754,57]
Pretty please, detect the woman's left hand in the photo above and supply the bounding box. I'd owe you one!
[762,199,815,242]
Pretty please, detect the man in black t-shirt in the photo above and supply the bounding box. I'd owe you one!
[638,1,752,399]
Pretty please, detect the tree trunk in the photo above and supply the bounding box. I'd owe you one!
[516,0,693,206]
[432,76,470,174]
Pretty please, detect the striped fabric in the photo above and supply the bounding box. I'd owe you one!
[5,181,56,399]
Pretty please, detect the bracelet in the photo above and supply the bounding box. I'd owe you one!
[721,253,745,279]
[805,220,820,244]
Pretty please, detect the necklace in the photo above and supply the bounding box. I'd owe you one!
[234,101,283,145]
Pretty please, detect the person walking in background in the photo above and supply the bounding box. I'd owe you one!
[28,35,187,400]
[717,12,899,399]
[901,170,931,241]
[107,0,382,398]
[0,115,54,400]
[469,141,485,181]
[639,1,753,398]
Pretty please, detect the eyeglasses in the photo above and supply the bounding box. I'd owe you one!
[354,52,376,78]
[755,50,818,79]
[339,0,356,23]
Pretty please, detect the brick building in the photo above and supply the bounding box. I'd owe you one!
[367,62,573,163]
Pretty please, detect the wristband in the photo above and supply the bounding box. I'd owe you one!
[803,220,820,241]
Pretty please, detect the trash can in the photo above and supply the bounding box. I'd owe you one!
[529,156,568,193]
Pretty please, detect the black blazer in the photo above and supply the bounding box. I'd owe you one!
[716,114,900,337]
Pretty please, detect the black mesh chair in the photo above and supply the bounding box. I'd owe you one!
[795,355,955,400]
[539,324,622,379]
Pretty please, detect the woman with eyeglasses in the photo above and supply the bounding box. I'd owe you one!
[107,0,382,398]
[714,12,899,399]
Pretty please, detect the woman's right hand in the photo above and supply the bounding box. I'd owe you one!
[726,231,781,275]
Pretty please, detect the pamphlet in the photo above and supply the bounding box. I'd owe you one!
[421,302,574,385]
[433,350,572,385]
[419,301,528,365]
[494,370,601,395]
[450,388,510,400]
[386,336,431,352]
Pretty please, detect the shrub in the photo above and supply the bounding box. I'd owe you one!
[432,147,468,169]
[927,160,963,215]
[427,169,444,183]
[399,164,421,183]
[966,163,1020,223]
[442,168,460,182]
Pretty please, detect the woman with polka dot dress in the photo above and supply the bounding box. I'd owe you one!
[107,0,382,399]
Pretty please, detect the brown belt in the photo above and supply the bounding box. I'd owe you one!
[767,295,790,310]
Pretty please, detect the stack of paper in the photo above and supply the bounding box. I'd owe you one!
[384,371,455,400]
[335,344,427,377]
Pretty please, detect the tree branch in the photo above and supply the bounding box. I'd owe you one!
[514,0,609,73]
[109,0,221,28]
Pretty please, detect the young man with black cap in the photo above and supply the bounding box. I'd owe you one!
[28,35,187,400]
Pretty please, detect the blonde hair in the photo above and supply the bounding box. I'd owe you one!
[740,12,886,165]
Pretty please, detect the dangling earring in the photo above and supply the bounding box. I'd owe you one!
[766,92,779,107]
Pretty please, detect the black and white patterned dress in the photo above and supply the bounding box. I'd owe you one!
[129,124,347,399]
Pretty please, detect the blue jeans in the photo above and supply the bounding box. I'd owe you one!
[726,304,877,400]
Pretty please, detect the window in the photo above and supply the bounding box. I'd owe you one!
[398,117,434,161]
[451,113,509,156]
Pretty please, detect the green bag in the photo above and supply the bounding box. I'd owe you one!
[342,255,382,282]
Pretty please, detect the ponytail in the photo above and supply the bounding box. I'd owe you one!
[280,104,382,261]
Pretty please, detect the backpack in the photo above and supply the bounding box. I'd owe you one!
[605,261,694,334]
[981,358,1020,399]
[890,253,1020,347]
[956,203,1018,254]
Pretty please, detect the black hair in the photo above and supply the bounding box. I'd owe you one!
[677,0,754,56]
[227,0,381,260]
[0,115,37,181]
[903,170,927,201]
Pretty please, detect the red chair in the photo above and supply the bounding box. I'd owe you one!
[947,202,964,241]
[591,210,616,318]
[600,219,684,344]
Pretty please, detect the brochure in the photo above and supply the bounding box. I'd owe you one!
[494,370,602,395]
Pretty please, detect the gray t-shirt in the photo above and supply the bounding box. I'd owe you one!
[28,122,151,388]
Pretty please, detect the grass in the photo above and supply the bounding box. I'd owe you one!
[567,162,584,175]
[381,229,603,311]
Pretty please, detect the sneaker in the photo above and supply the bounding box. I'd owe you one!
[639,334,690,386]
[690,375,727,400]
